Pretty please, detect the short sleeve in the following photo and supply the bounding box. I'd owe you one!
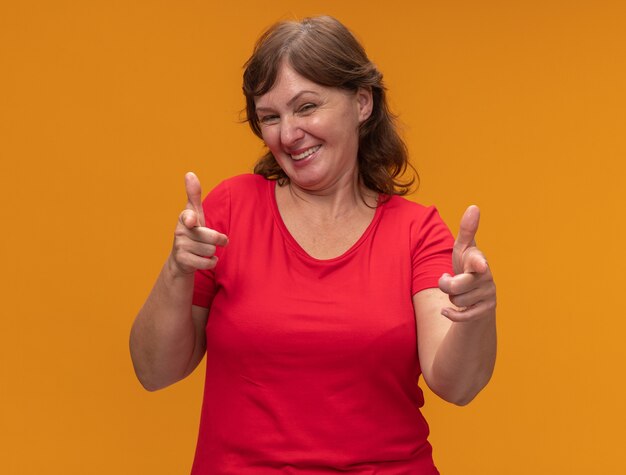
[411,207,454,295]
[192,179,232,308]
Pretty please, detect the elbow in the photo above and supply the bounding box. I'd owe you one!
[430,385,477,406]
[129,344,171,392]
[427,373,493,406]
[132,364,174,392]
[138,378,166,392]
[129,349,190,392]
[129,328,170,392]
[132,362,164,392]
[446,391,477,407]
[134,368,162,392]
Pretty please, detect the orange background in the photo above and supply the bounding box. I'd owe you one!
[1,1,625,473]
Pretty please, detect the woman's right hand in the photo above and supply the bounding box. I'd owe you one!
[169,172,229,275]
[130,171,226,391]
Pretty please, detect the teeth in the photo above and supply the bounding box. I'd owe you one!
[291,145,320,161]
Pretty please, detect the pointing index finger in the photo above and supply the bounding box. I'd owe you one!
[185,172,206,227]
[455,205,480,250]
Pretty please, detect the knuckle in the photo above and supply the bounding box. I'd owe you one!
[447,281,457,295]
[172,236,189,251]
[483,282,496,298]
[207,229,221,243]
[180,209,197,227]
[195,260,210,270]
[171,240,183,253]
[204,257,218,270]
[445,311,465,323]
[176,256,192,272]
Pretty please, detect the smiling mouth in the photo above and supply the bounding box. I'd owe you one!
[290,145,321,161]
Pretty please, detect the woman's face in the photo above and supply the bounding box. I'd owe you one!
[254,63,372,192]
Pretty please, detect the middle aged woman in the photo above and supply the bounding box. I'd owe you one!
[130,15,497,474]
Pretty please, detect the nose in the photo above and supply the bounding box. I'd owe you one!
[279,115,305,149]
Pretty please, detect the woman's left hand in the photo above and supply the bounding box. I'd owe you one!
[437,205,496,322]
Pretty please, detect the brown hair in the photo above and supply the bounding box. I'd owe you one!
[242,15,417,196]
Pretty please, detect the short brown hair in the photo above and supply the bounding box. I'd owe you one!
[242,15,416,196]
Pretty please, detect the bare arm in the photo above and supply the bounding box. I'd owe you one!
[130,263,209,391]
[129,173,228,391]
[413,206,497,406]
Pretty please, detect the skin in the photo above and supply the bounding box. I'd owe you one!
[130,63,497,404]
[254,62,377,259]
[129,172,222,391]
[415,206,497,405]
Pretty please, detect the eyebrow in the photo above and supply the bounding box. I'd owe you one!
[255,90,320,112]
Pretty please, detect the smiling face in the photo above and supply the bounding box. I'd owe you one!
[254,62,373,193]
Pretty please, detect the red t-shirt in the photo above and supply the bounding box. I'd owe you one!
[191,174,454,474]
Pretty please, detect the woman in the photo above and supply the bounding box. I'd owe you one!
[130,15,496,474]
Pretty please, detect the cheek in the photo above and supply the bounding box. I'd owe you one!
[261,128,279,151]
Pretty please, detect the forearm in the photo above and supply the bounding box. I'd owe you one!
[130,257,199,391]
[429,314,497,405]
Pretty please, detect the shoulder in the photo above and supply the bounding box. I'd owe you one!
[211,173,269,194]
[380,195,454,249]
[381,194,446,226]
[220,173,269,188]
[204,174,275,225]
[205,173,270,204]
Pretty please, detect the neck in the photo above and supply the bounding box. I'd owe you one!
[283,173,377,221]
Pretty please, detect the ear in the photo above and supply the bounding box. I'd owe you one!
[356,87,373,123]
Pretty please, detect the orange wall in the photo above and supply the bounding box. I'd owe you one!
[1,1,625,473]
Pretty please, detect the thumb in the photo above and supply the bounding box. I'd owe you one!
[184,172,206,227]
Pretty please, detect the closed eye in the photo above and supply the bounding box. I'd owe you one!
[259,114,279,125]
[297,103,316,114]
